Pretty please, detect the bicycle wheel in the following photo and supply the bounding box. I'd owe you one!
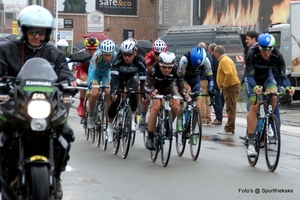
[189,108,202,161]
[113,113,121,155]
[175,112,186,157]
[90,128,96,143]
[100,102,108,151]
[247,134,260,167]
[161,110,173,167]
[130,131,136,146]
[83,98,89,141]
[121,106,132,159]
[264,114,280,172]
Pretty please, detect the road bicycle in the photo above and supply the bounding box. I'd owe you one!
[91,84,110,150]
[145,94,182,167]
[112,89,145,159]
[247,92,287,172]
[175,92,212,161]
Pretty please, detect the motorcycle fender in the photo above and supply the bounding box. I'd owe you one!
[58,135,68,149]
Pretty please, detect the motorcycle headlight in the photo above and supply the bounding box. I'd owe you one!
[28,100,51,118]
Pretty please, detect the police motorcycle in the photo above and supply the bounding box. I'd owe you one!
[0,51,91,200]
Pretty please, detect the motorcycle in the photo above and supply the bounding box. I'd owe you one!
[0,51,91,200]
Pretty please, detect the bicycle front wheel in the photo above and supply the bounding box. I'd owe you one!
[83,98,89,141]
[264,114,280,172]
[100,102,108,150]
[175,112,186,157]
[189,108,202,161]
[121,106,132,159]
[161,110,173,167]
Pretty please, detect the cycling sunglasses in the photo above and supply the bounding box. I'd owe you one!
[159,63,173,69]
[259,46,273,52]
[122,52,134,57]
[27,29,47,36]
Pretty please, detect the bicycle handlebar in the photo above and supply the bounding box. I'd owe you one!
[254,92,288,105]
[153,94,183,100]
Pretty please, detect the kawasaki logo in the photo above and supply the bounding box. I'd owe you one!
[25,81,52,86]
[99,0,132,6]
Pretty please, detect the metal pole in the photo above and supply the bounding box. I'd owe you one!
[55,0,58,47]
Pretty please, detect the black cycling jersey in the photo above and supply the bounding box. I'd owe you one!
[246,46,286,85]
[144,62,185,96]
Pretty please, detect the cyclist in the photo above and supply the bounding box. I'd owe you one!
[245,33,295,156]
[144,51,189,150]
[75,37,99,117]
[57,39,69,56]
[177,46,214,131]
[86,39,118,128]
[139,39,168,132]
[107,39,147,142]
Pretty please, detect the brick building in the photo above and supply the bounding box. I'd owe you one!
[43,0,158,45]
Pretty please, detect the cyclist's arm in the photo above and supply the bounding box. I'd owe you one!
[245,52,257,88]
[87,56,96,86]
[144,65,155,94]
[176,65,187,96]
[203,58,214,91]
[110,63,120,95]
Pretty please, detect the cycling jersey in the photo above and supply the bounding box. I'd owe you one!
[87,50,117,85]
[144,62,186,96]
[144,51,156,70]
[246,47,287,87]
[75,48,89,79]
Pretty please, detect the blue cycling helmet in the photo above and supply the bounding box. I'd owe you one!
[190,46,207,68]
[257,33,276,49]
[18,5,54,42]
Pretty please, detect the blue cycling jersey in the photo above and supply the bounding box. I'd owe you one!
[88,50,117,85]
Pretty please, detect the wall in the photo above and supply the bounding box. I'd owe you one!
[44,0,157,45]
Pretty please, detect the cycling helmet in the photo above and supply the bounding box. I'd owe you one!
[158,51,176,67]
[100,39,115,53]
[258,33,276,49]
[190,46,207,68]
[18,5,54,42]
[120,39,136,53]
[57,39,69,47]
[152,39,168,53]
[84,37,99,49]
[57,39,69,55]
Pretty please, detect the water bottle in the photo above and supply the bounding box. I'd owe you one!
[256,117,264,135]
[184,109,190,126]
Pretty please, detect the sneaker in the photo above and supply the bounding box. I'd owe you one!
[267,127,274,137]
[191,135,198,145]
[201,120,207,126]
[87,116,95,129]
[131,120,136,131]
[212,119,222,125]
[138,117,146,132]
[107,127,113,143]
[247,144,258,157]
[145,137,156,150]
[77,105,85,117]
[55,178,63,200]
[217,129,234,135]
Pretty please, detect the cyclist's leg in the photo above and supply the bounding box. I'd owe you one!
[146,98,161,150]
[127,75,139,131]
[87,79,100,128]
[101,70,111,107]
[245,78,260,156]
[77,69,88,117]
[107,90,121,143]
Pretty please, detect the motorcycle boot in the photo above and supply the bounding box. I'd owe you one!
[55,177,63,200]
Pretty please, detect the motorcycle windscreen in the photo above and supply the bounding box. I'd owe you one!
[17,57,58,83]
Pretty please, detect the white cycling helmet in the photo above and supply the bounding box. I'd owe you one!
[100,39,115,53]
[158,51,176,67]
[120,39,136,53]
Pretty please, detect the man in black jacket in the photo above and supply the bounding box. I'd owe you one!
[0,5,76,200]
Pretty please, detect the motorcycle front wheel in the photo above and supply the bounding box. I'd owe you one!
[30,165,50,200]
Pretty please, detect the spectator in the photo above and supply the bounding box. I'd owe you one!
[214,45,240,134]
[208,43,224,125]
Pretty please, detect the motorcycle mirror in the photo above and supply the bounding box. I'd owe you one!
[67,51,91,63]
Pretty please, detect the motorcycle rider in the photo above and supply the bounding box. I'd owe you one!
[0,5,76,199]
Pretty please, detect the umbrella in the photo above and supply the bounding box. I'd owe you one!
[82,33,110,41]
[5,34,21,41]
[73,42,85,51]
[138,40,152,53]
